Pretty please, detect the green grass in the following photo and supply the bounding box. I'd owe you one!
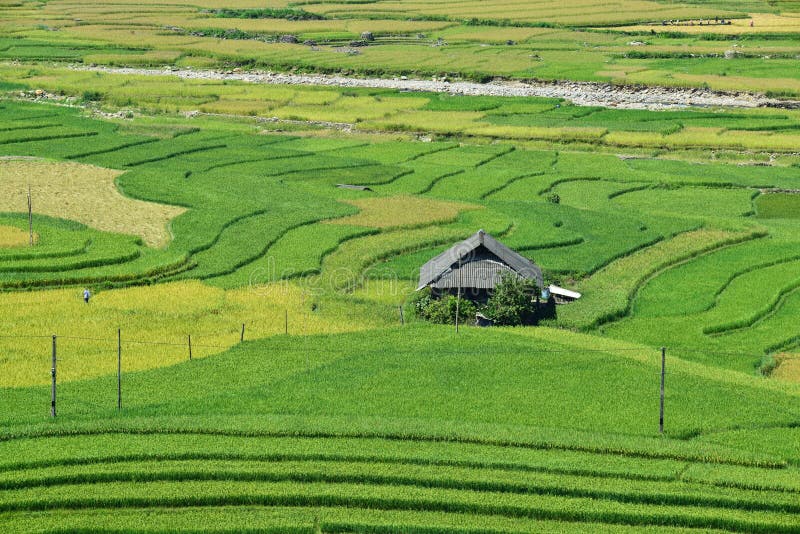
[756,193,800,219]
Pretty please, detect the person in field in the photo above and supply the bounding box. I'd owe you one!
[83,288,91,304]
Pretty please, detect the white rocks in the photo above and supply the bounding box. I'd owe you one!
[71,65,798,111]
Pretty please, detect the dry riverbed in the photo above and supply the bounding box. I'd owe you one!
[74,65,800,111]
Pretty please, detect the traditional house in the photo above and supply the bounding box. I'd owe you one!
[416,229,544,302]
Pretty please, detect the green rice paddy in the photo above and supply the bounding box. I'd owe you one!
[2,0,800,531]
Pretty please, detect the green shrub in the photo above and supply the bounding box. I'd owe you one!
[409,286,433,318]
[412,288,476,325]
[81,90,102,102]
[483,274,539,326]
[758,354,778,377]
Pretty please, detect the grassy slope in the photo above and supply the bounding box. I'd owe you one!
[6,325,800,436]
[1,326,799,532]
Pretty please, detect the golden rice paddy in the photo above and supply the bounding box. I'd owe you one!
[616,13,800,35]
[326,195,479,229]
[0,280,387,387]
[0,225,36,247]
[774,354,800,383]
[0,159,186,248]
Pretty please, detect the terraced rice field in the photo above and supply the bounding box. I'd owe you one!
[2,1,800,528]
[1,431,798,533]
[2,0,800,92]
[1,327,799,532]
[2,98,800,371]
[0,159,185,248]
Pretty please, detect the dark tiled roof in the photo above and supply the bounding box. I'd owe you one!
[417,230,543,291]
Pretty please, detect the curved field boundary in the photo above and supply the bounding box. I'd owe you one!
[472,145,516,168]
[0,123,62,133]
[702,260,800,335]
[359,168,415,187]
[0,239,140,274]
[0,255,193,290]
[606,183,657,200]
[0,239,89,263]
[2,451,798,500]
[766,334,800,356]
[629,239,800,320]
[626,240,799,322]
[558,229,763,331]
[208,222,377,288]
[417,169,466,194]
[0,452,686,488]
[0,426,782,468]
[2,464,796,515]
[707,282,800,337]
[261,161,376,179]
[65,138,160,160]
[0,451,682,484]
[1,430,796,493]
[122,144,228,168]
[195,217,326,281]
[1,484,796,533]
[402,143,460,163]
[0,506,668,533]
[0,131,99,147]
[480,171,545,200]
[703,251,800,309]
[199,152,311,173]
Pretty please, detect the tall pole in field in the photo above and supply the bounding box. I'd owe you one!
[188,335,192,361]
[50,335,57,418]
[27,183,33,247]
[455,258,461,333]
[117,328,122,411]
[659,346,666,434]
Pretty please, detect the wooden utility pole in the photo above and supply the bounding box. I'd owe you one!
[188,335,193,361]
[117,329,122,411]
[455,258,462,333]
[50,335,57,418]
[27,183,33,246]
[241,323,245,342]
[659,346,666,434]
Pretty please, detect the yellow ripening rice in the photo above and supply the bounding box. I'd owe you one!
[0,225,37,247]
[0,159,185,248]
[0,280,387,387]
[326,195,480,229]
[774,354,800,383]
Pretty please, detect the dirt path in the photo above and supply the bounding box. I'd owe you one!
[74,65,800,111]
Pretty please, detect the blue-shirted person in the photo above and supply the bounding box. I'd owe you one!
[83,288,91,304]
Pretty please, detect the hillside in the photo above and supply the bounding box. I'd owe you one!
[2,327,800,532]
[2,0,800,532]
